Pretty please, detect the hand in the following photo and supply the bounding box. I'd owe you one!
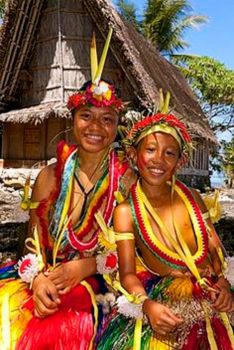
[211,277,233,312]
[46,260,83,295]
[143,299,183,336]
[32,273,61,318]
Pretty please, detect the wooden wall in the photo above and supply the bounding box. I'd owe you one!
[2,117,70,166]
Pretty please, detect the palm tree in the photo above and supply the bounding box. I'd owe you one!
[142,0,207,56]
[116,0,139,29]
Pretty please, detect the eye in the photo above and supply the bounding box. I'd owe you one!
[146,147,156,153]
[80,113,91,120]
[102,115,115,125]
[165,149,177,157]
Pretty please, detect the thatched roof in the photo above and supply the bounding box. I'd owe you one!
[0,0,216,142]
[0,102,70,124]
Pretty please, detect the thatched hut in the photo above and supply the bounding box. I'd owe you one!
[0,0,216,187]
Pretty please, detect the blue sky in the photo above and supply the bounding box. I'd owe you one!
[118,0,234,70]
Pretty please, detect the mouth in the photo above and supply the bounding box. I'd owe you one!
[148,167,165,176]
[85,134,104,143]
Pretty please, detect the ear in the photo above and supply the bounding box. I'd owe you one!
[126,146,137,166]
[175,157,184,172]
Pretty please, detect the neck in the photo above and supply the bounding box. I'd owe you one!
[78,147,109,175]
[140,179,172,207]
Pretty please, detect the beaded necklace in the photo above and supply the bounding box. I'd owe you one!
[130,180,209,270]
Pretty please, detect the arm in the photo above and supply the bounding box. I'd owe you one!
[28,165,61,318]
[114,203,183,335]
[192,189,233,312]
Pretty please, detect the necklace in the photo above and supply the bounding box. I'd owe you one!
[130,180,208,270]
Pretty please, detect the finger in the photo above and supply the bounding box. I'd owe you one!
[214,293,232,311]
[210,291,217,303]
[58,286,71,295]
[164,310,183,325]
[213,291,227,309]
[34,298,58,317]
[46,284,61,304]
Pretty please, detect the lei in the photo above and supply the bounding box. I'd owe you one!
[130,180,209,270]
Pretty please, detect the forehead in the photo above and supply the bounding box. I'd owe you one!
[75,105,118,117]
[139,132,180,149]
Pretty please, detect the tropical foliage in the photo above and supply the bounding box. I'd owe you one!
[172,55,234,136]
[0,0,6,18]
[116,0,207,56]
[116,0,139,28]
[222,138,234,188]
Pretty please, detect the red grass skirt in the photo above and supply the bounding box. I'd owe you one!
[16,277,99,350]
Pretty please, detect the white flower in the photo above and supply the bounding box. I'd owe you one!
[93,82,109,95]
[125,110,142,122]
[18,253,40,284]
[117,295,143,319]
[224,257,234,287]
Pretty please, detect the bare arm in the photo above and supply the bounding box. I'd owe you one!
[27,164,61,318]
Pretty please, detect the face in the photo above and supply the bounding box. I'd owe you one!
[73,105,119,154]
[136,132,181,187]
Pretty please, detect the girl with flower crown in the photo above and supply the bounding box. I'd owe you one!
[97,110,234,350]
[0,31,135,350]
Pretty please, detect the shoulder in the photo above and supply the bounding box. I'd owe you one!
[190,188,207,213]
[114,200,132,216]
[32,163,57,201]
[113,200,134,232]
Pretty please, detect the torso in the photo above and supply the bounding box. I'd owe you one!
[130,181,214,278]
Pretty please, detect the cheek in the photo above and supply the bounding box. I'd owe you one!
[137,153,148,170]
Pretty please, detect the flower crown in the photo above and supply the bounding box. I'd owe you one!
[67,80,123,111]
[124,112,192,160]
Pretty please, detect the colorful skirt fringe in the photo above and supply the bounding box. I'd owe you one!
[0,263,104,350]
[96,273,234,350]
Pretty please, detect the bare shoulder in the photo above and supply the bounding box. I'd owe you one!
[113,200,134,232]
[32,163,57,201]
[190,188,207,212]
[114,200,132,217]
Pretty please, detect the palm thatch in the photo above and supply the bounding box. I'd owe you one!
[0,0,216,143]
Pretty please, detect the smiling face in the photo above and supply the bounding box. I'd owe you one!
[136,132,181,187]
[73,105,119,154]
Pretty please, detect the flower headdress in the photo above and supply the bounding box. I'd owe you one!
[67,29,122,112]
[124,91,192,160]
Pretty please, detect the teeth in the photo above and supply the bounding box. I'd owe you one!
[87,135,102,140]
[150,168,164,174]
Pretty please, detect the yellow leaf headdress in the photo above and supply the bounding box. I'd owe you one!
[67,28,122,112]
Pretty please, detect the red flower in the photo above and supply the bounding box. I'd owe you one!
[105,253,118,269]
[19,259,31,274]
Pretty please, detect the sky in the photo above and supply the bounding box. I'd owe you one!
[121,0,234,70]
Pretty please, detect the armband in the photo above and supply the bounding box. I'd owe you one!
[18,253,43,284]
[115,232,135,242]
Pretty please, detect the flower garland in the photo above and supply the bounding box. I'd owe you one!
[67,150,128,252]
[67,81,123,112]
[129,180,209,270]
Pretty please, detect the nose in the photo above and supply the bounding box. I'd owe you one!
[89,116,102,130]
[152,149,164,163]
